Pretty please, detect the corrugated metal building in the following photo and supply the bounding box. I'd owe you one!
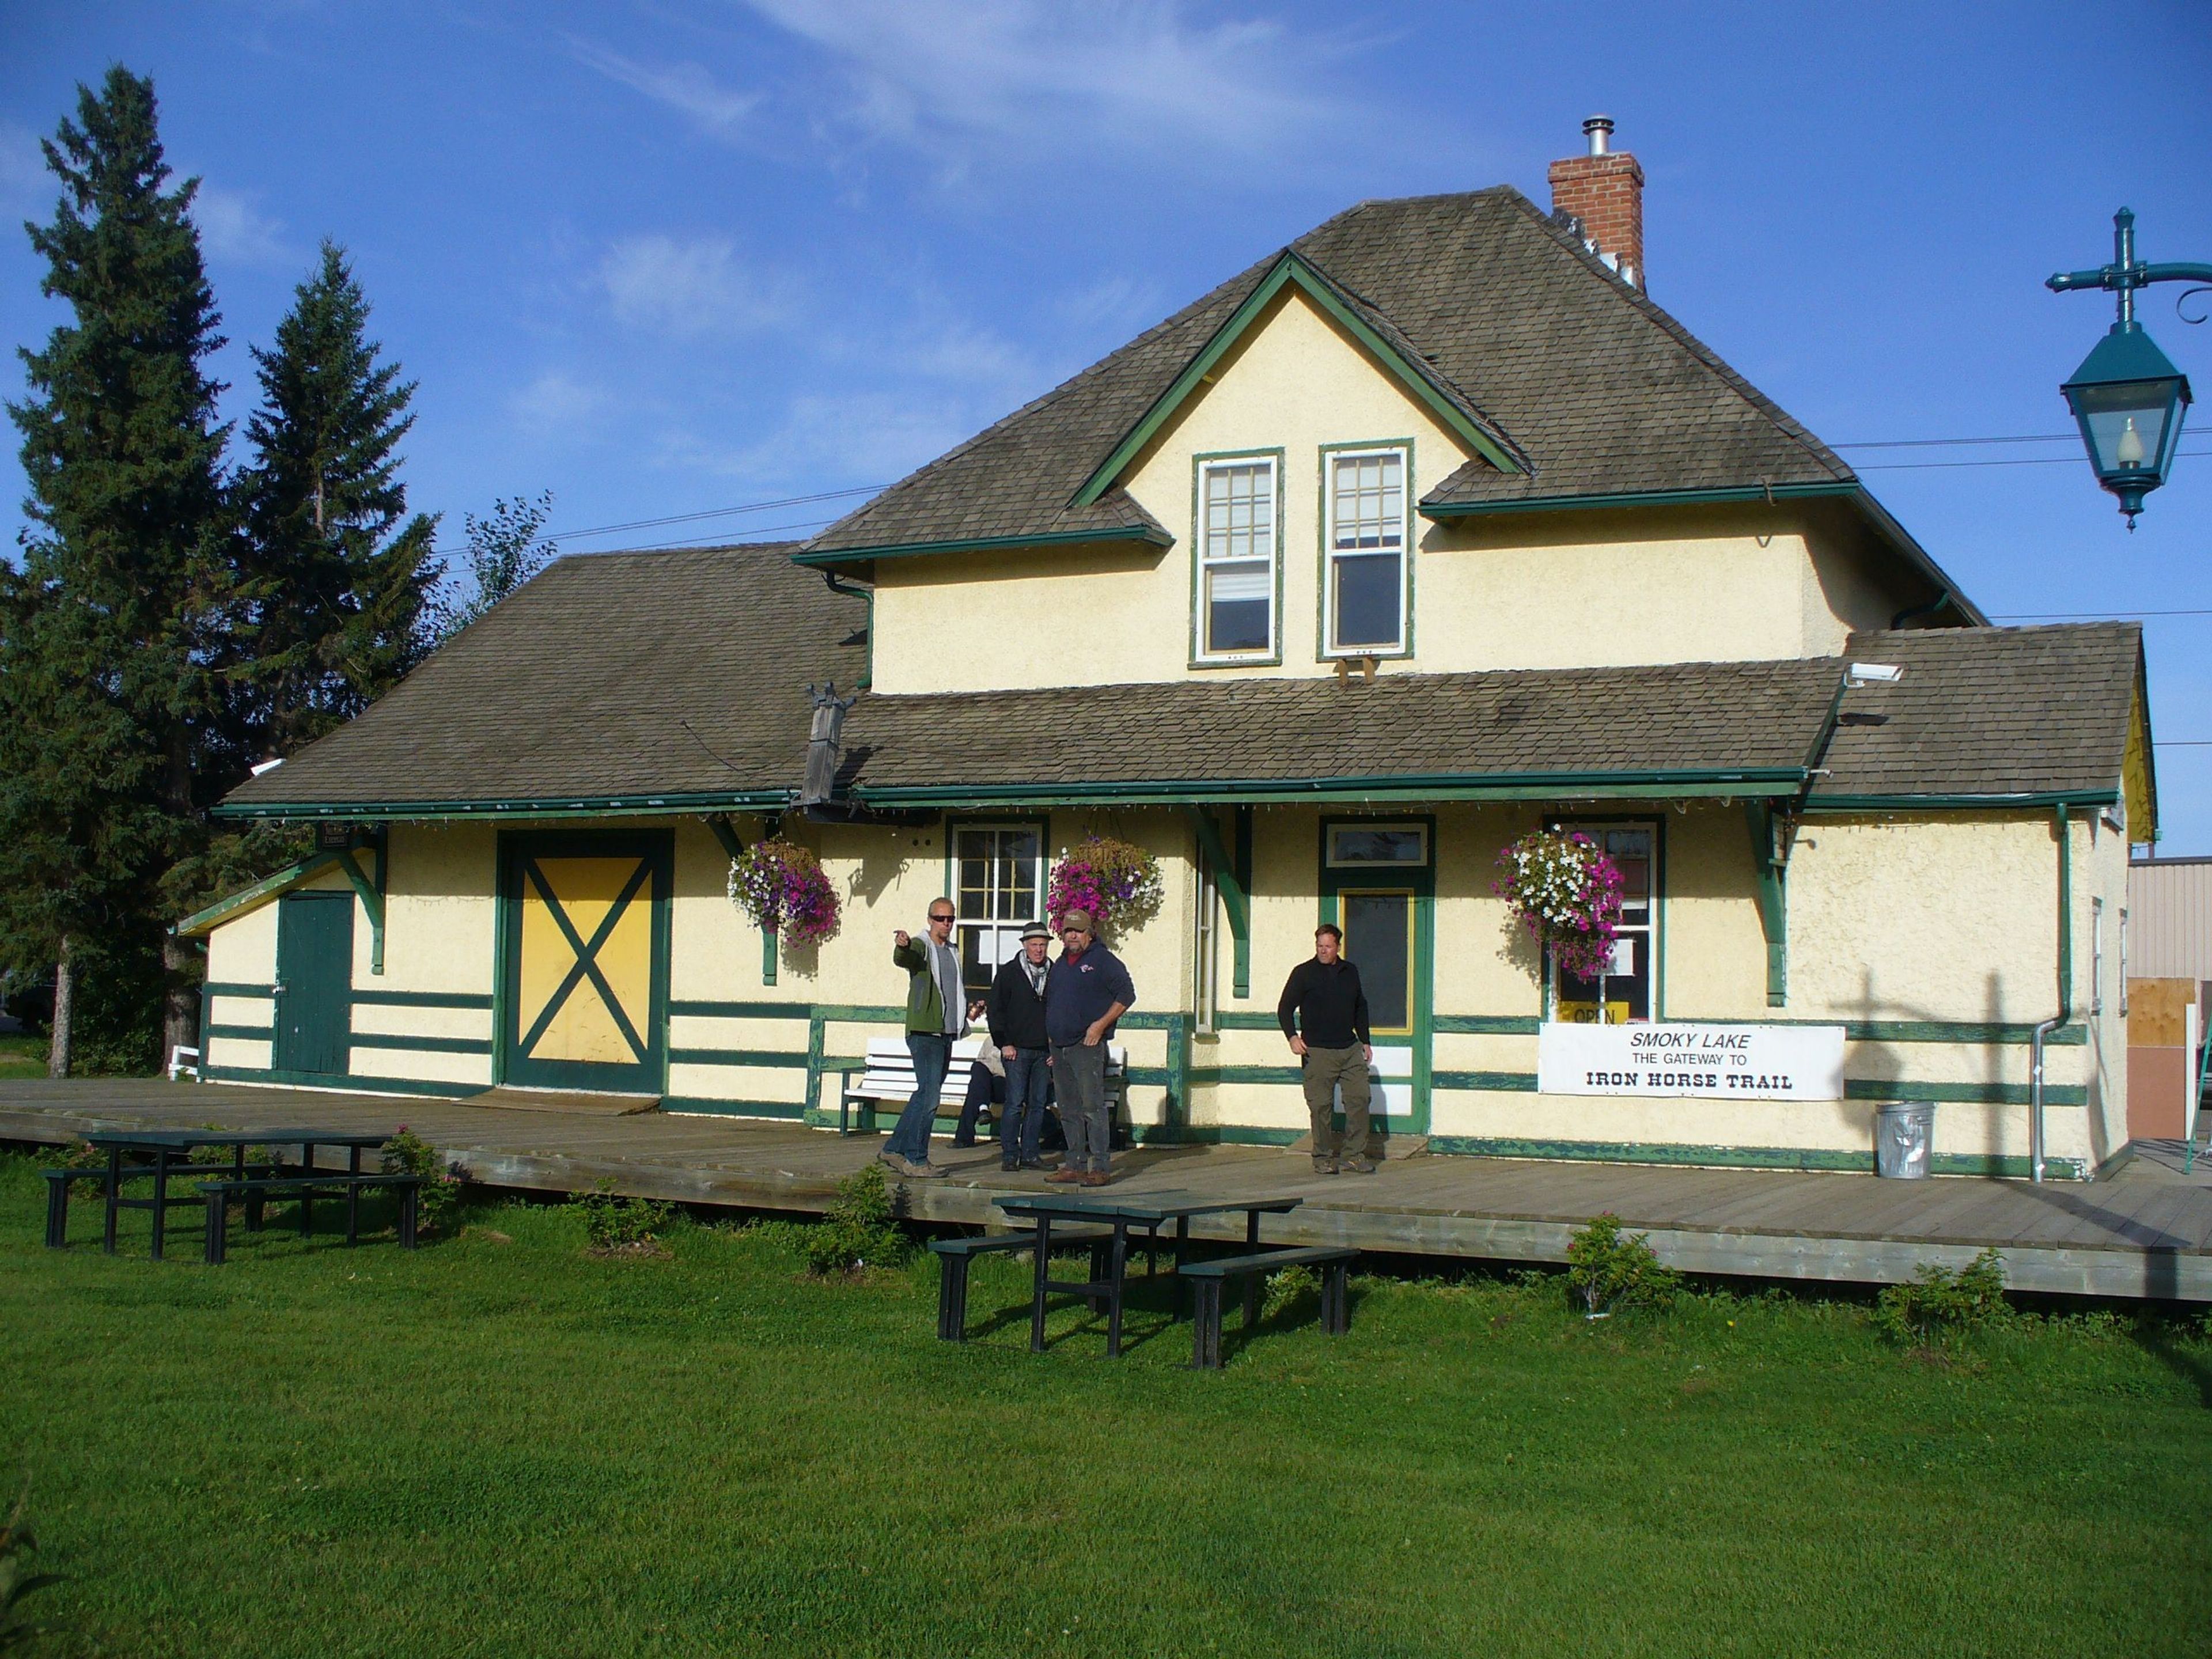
[2128,857,2212,982]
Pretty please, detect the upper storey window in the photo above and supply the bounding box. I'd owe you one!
[1196,454,1279,662]
[1324,446,1409,656]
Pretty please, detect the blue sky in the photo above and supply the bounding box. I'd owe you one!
[4,2,2210,846]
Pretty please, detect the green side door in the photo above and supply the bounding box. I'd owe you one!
[275,891,354,1077]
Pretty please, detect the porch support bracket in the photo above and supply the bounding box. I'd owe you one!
[334,850,386,976]
[1744,803,1787,1007]
[1184,805,1251,999]
[703,814,776,986]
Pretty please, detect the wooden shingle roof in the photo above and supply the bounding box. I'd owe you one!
[215,548,2141,819]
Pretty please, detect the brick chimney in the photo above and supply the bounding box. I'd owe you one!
[1548,115,1644,289]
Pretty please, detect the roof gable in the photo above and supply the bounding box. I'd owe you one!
[1069,249,1525,508]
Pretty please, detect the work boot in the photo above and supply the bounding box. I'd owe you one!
[1344,1157,1377,1175]
[899,1157,947,1180]
[1047,1167,1085,1185]
[1312,1157,1338,1176]
[1080,1170,1112,1187]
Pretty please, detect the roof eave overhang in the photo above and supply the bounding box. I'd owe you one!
[1802,790,2121,813]
[210,790,797,824]
[851,767,1809,809]
[790,524,1173,573]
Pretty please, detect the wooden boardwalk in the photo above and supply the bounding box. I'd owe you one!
[5,1078,2209,1301]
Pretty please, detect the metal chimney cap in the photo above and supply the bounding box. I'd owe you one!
[1582,115,1615,155]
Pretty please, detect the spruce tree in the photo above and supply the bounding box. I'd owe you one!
[1,66,236,1072]
[238,240,438,757]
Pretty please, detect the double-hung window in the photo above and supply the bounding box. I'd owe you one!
[1196,456,1277,660]
[1324,446,1408,656]
[953,823,1044,1000]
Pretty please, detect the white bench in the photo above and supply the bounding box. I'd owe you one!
[836,1036,1127,1137]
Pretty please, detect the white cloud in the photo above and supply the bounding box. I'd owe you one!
[192,183,299,268]
[738,0,1349,169]
[569,40,761,134]
[507,369,612,437]
[669,392,974,490]
[600,233,797,338]
[1055,274,1164,332]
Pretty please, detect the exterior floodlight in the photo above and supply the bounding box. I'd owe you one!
[2047,207,2210,529]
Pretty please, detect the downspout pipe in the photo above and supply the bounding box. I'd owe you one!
[2030,803,2073,1183]
[822,570,874,690]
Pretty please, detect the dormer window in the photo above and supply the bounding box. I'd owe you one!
[1324,445,1409,656]
[1195,453,1280,662]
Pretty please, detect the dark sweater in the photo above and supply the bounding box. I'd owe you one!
[1044,943,1136,1047]
[986,955,1051,1051]
[1277,957,1372,1048]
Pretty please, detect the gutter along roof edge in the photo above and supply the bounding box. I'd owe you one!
[790,524,1173,569]
[212,790,798,822]
[851,768,1813,807]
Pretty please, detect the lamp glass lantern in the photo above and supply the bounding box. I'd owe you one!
[2061,323,2193,526]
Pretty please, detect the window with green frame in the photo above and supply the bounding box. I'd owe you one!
[1324,446,1408,654]
[1197,456,1277,658]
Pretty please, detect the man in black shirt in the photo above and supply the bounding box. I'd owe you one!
[1277,923,1376,1175]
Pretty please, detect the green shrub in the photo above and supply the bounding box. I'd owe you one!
[1564,1212,1680,1319]
[1872,1248,2010,1346]
[570,1179,675,1252]
[1264,1262,1320,1319]
[381,1128,464,1236]
[801,1164,910,1277]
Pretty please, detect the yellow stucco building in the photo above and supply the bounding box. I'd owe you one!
[184,157,2156,1181]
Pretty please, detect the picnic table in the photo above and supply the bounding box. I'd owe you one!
[994,1188,1305,1358]
[75,1128,400,1261]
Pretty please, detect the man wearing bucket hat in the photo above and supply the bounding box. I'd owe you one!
[984,921,1055,1172]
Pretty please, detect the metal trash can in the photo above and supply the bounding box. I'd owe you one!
[1875,1101,1933,1179]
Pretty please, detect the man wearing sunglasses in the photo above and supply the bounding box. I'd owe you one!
[1043,909,1135,1187]
[885,899,978,1179]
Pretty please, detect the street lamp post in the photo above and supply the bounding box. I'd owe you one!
[2047,209,2210,528]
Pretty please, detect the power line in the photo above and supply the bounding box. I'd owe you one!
[427,484,883,558]
[1991,608,2212,620]
[1832,434,2077,449]
[1854,449,2211,472]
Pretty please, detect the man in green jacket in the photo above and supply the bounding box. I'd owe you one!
[881,898,972,1177]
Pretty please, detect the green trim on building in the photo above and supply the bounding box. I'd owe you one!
[205,1022,275,1043]
[1319,812,1435,1134]
[1073,251,1522,510]
[667,1047,810,1069]
[347,1031,492,1055]
[855,768,1806,810]
[1315,437,1417,664]
[671,999,813,1020]
[1187,446,1287,669]
[1433,1014,1542,1035]
[214,789,794,823]
[1185,806,1251,999]
[203,981,276,999]
[791,524,1173,571]
[1420,480,1858,518]
[351,988,494,1010]
[1804,792,2119,813]
[174,853,343,937]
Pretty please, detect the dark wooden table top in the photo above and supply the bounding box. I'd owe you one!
[996,1189,1305,1224]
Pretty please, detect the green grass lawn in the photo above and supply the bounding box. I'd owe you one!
[3,1152,2209,1659]
[0,1033,47,1080]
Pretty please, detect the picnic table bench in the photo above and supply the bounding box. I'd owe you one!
[928,1226,1115,1341]
[198,1171,422,1263]
[994,1189,1308,1358]
[1180,1244,1357,1369]
[58,1129,409,1263]
[836,1035,1126,1135]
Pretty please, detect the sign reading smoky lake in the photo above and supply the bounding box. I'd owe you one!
[1537,1022,1846,1101]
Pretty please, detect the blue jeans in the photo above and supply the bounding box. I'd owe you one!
[999,1048,1050,1164]
[886,1033,952,1164]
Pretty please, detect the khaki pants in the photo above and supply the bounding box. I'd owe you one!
[1301,1043,1374,1165]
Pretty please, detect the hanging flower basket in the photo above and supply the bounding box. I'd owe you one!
[727,838,840,946]
[1493,828,1624,982]
[1046,835,1163,940]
